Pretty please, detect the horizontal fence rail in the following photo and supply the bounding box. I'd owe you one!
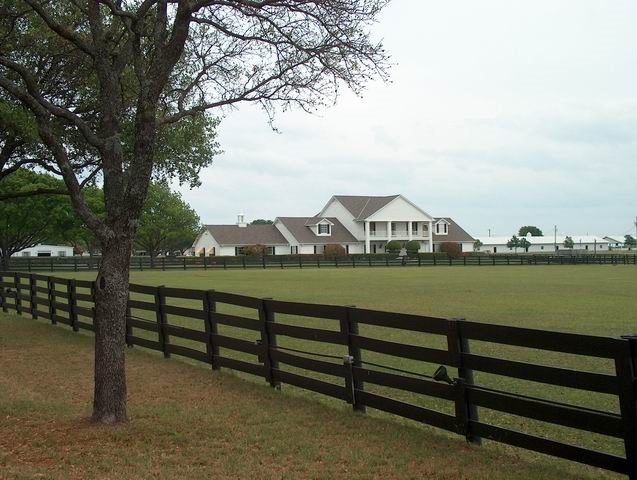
[1,271,636,478]
[3,253,637,272]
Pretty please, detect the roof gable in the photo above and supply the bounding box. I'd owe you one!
[275,217,359,244]
[322,195,399,220]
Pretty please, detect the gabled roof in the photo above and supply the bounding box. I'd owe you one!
[276,217,359,244]
[432,217,475,243]
[330,195,400,220]
[204,224,288,246]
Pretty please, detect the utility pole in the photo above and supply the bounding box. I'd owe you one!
[488,228,491,238]
[554,225,557,252]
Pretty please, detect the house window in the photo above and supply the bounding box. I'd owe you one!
[37,251,51,257]
[541,246,544,250]
[291,246,298,254]
[265,246,275,255]
[22,252,30,257]
[313,245,317,254]
[412,222,418,234]
[444,224,448,234]
[370,222,376,234]
[58,251,66,257]
[436,224,440,234]
[318,224,330,235]
[235,247,246,256]
[346,245,350,254]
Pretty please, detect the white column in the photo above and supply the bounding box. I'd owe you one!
[428,220,433,252]
[387,221,392,240]
[365,220,370,254]
[408,221,413,241]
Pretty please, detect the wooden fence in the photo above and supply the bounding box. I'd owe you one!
[1,270,636,478]
[6,252,637,272]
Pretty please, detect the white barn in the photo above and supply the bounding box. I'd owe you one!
[476,235,609,254]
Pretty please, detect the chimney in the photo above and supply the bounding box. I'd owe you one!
[237,212,247,228]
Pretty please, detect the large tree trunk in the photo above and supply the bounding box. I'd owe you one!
[91,236,132,424]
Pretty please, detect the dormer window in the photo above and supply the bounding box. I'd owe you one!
[318,224,331,235]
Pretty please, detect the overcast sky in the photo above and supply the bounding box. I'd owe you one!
[176,0,637,238]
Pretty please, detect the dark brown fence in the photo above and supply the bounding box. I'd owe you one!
[6,252,637,272]
[1,271,636,478]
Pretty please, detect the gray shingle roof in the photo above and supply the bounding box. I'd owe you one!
[432,217,475,243]
[333,195,399,220]
[204,224,288,246]
[276,217,359,244]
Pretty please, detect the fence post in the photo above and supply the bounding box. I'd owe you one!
[447,318,481,445]
[0,273,6,313]
[27,257,32,272]
[343,305,365,412]
[68,279,79,332]
[48,277,57,324]
[162,257,165,271]
[299,255,303,269]
[204,290,219,370]
[616,336,637,479]
[203,256,208,270]
[29,274,37,319]
[317,255,321,268]
[259,298,279,389]
[13,273,22,315]
[223,257,227,270]
[183,257,187,270]
[242,256,246,269]
[280,256,284,269]
[155,285,169,358]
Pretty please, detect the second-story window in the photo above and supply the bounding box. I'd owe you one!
[412,222,418,234]
[318,224,330,235]
[444,223,448,234]
[370,222,376,233]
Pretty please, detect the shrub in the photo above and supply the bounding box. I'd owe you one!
[405,240,420,254]
[324,244,346,257]
[439,242,462,257]
[385,240,401,254]
[244,244,266,256]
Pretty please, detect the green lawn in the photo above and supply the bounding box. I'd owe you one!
[2,314,618,480]
[39,266,637,470]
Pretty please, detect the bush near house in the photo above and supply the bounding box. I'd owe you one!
[245,244,267,256]
[324,244,346,257]
[439,242,462,257]
[405,240,420,254]
[385,240,401,254]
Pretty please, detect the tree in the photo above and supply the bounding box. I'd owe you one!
[0,171,74,269]
[624,235,636,249]
[251,219,273,225]
[507,235,520,253]
[405,240,420,254]
[439,242,462,257]
[473,239,483,252]
[385,240,401,254]
[518,226,543,237]
[518,237,531,253]
[324,244,345,257]
[135,183,200,262]
[564,236,574,249]
[0,1,389,423]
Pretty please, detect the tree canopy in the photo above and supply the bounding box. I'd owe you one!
[518,226,543,237]
[0,170,74,268]
[624,235,636,248]
[250,219,273,225]
[507,235,520,252]
[135,183,200,259]
[564,236,574,249]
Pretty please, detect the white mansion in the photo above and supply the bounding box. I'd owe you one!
[192,195,475,256]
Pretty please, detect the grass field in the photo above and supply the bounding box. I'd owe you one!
[6,265,636,477]
[0,314,624,479]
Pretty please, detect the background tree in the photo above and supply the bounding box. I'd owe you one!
[518,237,531,253]
[324,244,346,257]
[564,236,574,249]
[134,183,200,263]
[624,235,636,249]
[250,219,273,225]
[439,242,462,257]
[0,0,389,424]
[507,235,520,253]
[473,239,483,252]
[405,240,420,254]
[385,240,401,254]
[518,226,543,237]
[0,171,73,269]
